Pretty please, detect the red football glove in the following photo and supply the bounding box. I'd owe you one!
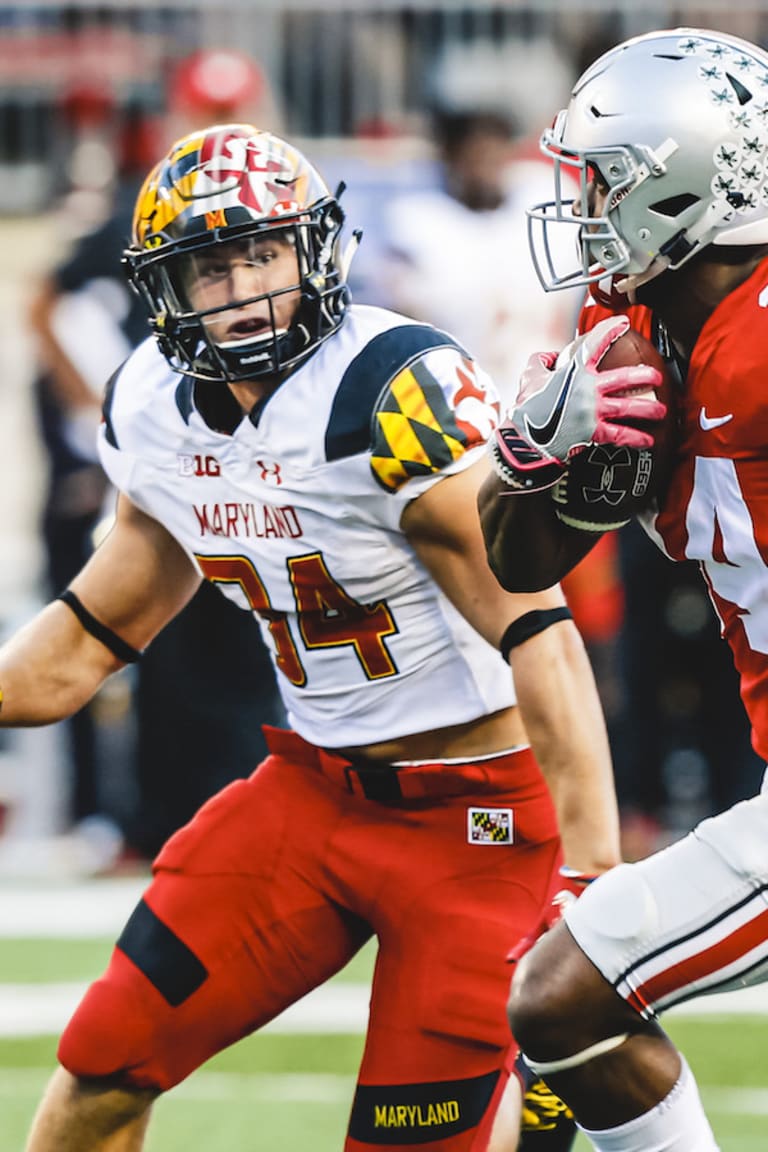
[508,867,597,965]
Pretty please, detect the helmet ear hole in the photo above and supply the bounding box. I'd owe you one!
[648,193,701,219]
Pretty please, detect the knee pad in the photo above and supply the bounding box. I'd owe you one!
[562,861,659,995]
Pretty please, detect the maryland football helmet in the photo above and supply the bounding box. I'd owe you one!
[124,124,350,382]
[528,28,768,295]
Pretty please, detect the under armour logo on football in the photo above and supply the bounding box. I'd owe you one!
[579,444,651,505]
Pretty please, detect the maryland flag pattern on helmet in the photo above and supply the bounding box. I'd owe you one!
[132,124,329,250]
[370,354,498,492]
[124,122,348,383]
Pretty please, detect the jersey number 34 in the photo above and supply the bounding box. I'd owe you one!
[196,552,398,686]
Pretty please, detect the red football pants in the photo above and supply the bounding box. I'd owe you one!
[60,726,561,1150]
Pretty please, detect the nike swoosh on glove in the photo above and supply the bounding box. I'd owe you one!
[511,316,666,464]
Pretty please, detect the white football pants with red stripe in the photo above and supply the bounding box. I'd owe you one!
[564,776,768,1016]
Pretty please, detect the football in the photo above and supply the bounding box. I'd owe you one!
[598,327,676,464]
[553,326,677,532]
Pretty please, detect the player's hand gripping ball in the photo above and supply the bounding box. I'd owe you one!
[553,324,676,532]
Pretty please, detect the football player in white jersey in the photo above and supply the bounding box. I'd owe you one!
[480,26,768,1152]
[7,124,620,1152]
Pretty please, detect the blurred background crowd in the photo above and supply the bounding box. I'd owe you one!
[0,0,765,877]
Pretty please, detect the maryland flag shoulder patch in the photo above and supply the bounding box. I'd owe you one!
[370,352,499,492]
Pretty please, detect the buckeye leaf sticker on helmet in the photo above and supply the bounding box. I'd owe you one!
[527,28,768,299]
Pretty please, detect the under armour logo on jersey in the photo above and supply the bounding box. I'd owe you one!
[256,459,283,485]
[178,453,221,477]
[467,808,513,845]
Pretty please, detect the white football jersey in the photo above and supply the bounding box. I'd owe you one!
[99,304,516,748]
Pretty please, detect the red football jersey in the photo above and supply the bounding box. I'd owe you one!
[578,260,768,761]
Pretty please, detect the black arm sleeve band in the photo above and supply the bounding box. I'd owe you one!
[57,589,142,664]
[499,606,573,664]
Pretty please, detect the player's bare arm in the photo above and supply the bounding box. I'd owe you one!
[0,493,200,726]
[403,456,621,876]
[478,316,670,594]
[403,457,569,646]
[478,470,598,593]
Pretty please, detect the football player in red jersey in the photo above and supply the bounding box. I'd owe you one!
[6,124,620,1151]
[479,26,768,1152]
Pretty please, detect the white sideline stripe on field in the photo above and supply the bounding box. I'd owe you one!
[0,877,148,937]
[2,878,768,1037]
[0,981,371,1038]
[0,1067,355,1102]
[2,978,768,1039]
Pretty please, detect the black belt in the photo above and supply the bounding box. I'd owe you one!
[262,724,535,805]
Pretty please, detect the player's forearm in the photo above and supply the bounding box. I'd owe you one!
[477,472,597,593]
[510,621,621,874]
[0,602,121,726]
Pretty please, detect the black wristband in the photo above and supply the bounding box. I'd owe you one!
[500,607,573,663]
[58,589,142,664]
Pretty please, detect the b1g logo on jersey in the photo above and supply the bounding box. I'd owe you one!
[178,453,221,478]
[467,808,513,845]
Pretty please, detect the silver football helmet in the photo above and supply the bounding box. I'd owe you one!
[528,28,768,295]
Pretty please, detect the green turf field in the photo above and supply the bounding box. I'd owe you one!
[1,935,766,1150]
